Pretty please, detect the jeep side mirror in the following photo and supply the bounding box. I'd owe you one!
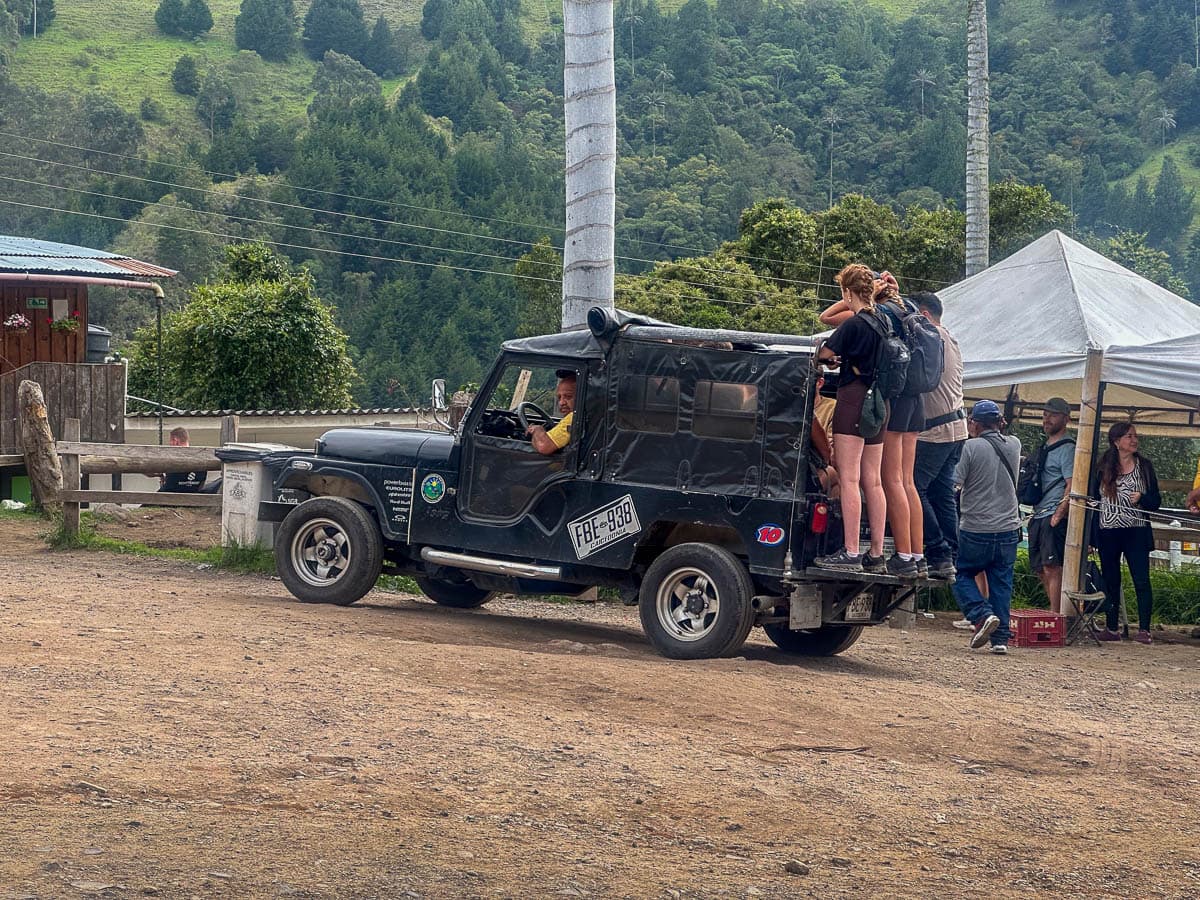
[431,379,447,410]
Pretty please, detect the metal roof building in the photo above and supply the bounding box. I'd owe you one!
[0,235,177,279]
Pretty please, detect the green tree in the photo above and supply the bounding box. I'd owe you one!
[989,180,1073,261]
[513,237,562,336]
[196,72,238,135]
[127,243,358,409]
[302,0,369,62]
[181,0,213,37]
[1104,231,1190,298]
[1148,155,1195,249]
[308,50,380,118]
[154,0,186,35]
[235,0,295,61]
[363,14,398,76]
[667,0,715,94]
[171,54,200,95]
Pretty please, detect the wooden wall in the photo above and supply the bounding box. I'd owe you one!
[0,284,88,375]
[0,361,125,453]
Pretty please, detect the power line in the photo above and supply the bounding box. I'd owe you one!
[0,131,957,286]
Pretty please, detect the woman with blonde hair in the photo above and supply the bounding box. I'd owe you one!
[813,263,888,572]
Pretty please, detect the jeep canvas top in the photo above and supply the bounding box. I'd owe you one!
[262,307,922,659]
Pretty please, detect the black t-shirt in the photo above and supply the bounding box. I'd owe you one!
[162,470,206,493]
[825,310,883,386]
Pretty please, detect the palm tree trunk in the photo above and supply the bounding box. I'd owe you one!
[562,0,616,330]
[965,0,989,277]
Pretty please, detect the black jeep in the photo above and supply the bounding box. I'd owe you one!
[263,308,918,659]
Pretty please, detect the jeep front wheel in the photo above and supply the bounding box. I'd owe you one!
[639,543,754,659]
[276,497,383,606]
[415,573,495,608]
[762,623,863,656]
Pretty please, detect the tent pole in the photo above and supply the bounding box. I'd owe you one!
[1062,347,1104,603]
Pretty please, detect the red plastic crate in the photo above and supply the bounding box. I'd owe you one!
[1009,609,1066,648]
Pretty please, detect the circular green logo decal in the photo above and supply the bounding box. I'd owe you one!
[421,473,446,504]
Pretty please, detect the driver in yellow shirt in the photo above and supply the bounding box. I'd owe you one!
[1187,456,1200,513]
[527,372,576,455]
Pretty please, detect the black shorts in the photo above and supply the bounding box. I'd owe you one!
[1028,515,1067,571]
[887,393,925,433]
[832,379,886,445]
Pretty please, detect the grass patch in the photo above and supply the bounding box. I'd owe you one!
[43,511,275,574]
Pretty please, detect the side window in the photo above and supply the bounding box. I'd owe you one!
[617,374,679,434]
[471,363,576,443]
[693,380,757,441]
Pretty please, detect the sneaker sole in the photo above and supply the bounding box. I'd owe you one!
[815,562,864,573]
[970,616,1000,649]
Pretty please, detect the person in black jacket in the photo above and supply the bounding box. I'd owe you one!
[1091,423,1160,644]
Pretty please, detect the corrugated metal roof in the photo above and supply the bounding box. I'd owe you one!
[127,407,430,418]
[0,235,177,278]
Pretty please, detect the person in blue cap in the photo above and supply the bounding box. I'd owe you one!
[952,400,1022,654]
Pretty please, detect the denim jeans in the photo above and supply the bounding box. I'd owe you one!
[952,528,1020,646]
[914,439,964,563]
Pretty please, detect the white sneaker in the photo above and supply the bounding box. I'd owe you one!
[990,644,1008,655]
[952,618,973,630]
[969,615,1000,649]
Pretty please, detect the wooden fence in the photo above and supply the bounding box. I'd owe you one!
[1,361,126,454]
[56,416,237,537]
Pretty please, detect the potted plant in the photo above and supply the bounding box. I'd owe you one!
[3,312,31,333]
[50,310,81,334]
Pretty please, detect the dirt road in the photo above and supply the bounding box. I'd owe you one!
[2,511,1199,898]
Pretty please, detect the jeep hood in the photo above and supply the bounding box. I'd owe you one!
[316,427,455,468]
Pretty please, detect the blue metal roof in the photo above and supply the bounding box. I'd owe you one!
[0,235,176,278]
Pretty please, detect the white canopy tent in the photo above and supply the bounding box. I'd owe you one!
[939,229,1200,433]
[937,228,1200,600]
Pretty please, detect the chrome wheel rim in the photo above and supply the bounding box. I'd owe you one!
[291,517,351,587]
[655,566,720,642]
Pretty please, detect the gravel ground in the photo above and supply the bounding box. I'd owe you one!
[2,511,1199,899]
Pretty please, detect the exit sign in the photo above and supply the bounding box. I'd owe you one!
[26,297,47,309]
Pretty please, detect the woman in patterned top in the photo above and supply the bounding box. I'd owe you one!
[1091,423,1161,644]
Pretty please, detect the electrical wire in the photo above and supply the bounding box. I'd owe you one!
[0,132,957,287]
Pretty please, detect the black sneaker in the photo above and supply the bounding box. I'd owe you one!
[814,549,863,573]
[862,553,886,574]
[886,554,918,579]
[928,558,956,580]
[915,558,929,579]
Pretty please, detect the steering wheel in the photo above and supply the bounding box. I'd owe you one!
[516,401,551,431]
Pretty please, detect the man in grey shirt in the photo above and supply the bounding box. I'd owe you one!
[952,400,1022,654]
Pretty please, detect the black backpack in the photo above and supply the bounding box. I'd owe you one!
[1017,437,1075,506]
[860,309,911,400]
[882,299,945,396]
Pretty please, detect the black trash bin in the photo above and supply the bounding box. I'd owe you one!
[86,324,112,363]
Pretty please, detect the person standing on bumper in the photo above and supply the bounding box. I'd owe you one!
[952,401,1022,654]
[912,291,966,580]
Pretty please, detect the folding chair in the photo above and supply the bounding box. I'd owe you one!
[1065,555,1107,645]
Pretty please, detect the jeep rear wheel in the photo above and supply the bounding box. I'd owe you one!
[276,497,383,606]
[639,543,754,660]
[415,573,495,609]
[762,623,863,656]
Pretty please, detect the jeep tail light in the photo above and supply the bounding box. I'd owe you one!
[810,502,828,534]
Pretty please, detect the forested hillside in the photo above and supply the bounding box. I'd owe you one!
[0,0,1196,405]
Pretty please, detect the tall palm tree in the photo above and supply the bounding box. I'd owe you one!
[621,9,642,78]
[912,68,935,119]
[1154,107,1177,148]
[562,0,616,329]
[965,0,989,277]
[823,108,840,209]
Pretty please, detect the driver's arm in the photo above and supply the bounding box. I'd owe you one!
[528,411,572,455]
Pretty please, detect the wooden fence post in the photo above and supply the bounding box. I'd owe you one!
[220,415,240,446]
[18,379,62,513]
[62,418,80,537]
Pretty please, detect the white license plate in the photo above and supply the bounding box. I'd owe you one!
[845,593,874,621]
[568,494,642,559]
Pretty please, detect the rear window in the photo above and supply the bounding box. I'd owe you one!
[693,380,757,441]
[617,375,679,434]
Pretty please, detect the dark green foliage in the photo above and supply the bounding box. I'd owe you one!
[1148,156,1195,249]
[235,0,295,61]
[139,96,165,122]
[27,0,53,34]
[302,0,369,62]
[156,0,212,38]
[308,50,379,118]
[126,244,357,409]
[362,15,399,77]
[196,72,237,134]
[171,54,200,95]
